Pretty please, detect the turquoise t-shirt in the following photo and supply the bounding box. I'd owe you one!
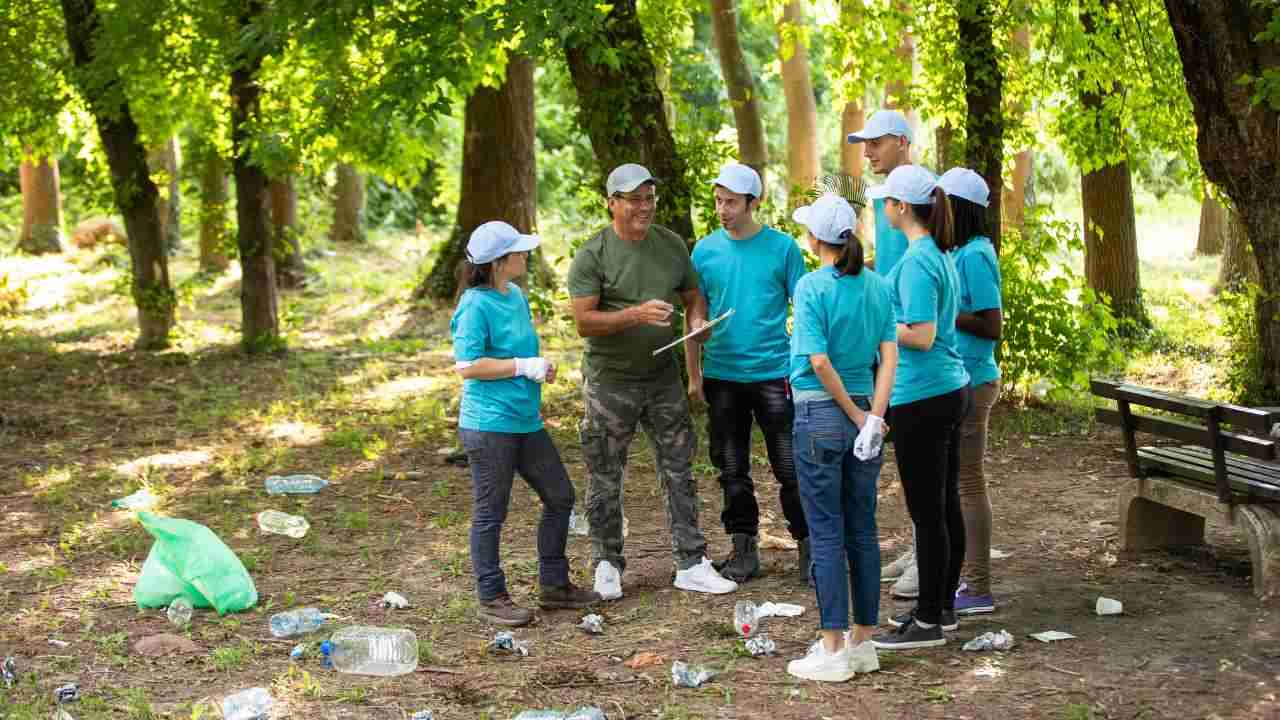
[789,266,897,398]
[873,198,910,275]
[449,283,543,433]
[692,226,806,382]
[887,236,970,406]
[953,236,1002,387]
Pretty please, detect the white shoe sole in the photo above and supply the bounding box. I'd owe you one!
[871,637,946,650]
[891,587,919,599]
[786,661,856,682]
[673,578,737,594]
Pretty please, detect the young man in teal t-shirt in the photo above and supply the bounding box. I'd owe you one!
[847,109,914,276]
[687,163,808,583]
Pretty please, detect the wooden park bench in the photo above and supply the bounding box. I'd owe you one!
[1091,380,1280,601]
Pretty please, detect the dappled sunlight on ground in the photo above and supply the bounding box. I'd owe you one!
[114,450,213,478]
[264,420,325,446]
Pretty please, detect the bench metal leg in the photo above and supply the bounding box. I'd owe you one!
[1235,504,1280,602]
[1119,479,1206,554]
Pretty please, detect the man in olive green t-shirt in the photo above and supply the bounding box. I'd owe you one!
[568,163,738,597]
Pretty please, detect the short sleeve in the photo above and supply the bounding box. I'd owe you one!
[791,278,828,356]
[898,256,940,326]
[962,248,1002,312]
[784,238,806,298]
[567,240,602,299]
[450,296,489,362]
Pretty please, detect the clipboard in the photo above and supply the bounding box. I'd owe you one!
[651,308,736,356]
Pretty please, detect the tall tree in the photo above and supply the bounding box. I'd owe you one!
[1164,0,1280,392]
[1003,23,1033,229]
[840,102,865,178]
[709,0,768,186]
[418,55,538,300]
[1216,208,1258,293]
[270,175,307,288]
[331,163,366,244]
[60,0,174,349]
[777,0,819,197]
[1196,196,1227,256]
[194,143,231,273]
[17,155,64,254]
[147,137,181,253]
[957,0,1004,250]
[884,3,920,140]
[563,0,694,241]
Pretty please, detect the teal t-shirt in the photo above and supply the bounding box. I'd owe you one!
[873,198,910,275]
[789,267,897,398]
[887,236,970,406]
[953,236,1002,387]
[692,225,806,382]
[449,283,543,433]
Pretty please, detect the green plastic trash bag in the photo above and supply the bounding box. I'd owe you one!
[133,511,258,614]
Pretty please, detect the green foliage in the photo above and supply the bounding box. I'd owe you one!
[0,274,29,317]
[1218,283,1268,405]
[1243,3,1280,110]
[999,207,1122,396]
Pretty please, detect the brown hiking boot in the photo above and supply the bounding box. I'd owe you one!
[479,594,533,627]
[539,582,602,610]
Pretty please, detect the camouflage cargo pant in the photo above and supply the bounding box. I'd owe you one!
[580,374,708,573]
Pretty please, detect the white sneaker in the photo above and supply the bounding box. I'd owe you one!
[673,557,738,594]
[593,560,623,601]
[787,642,856,682]
[891,562,919,599]
[847,640,880,673]
[881,549,915,583]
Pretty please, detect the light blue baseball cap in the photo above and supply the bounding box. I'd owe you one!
[466,221,540,265]
[846,109,914,145]
[938,167,990,207]
[867,165,937,205]
[792,193,856,244]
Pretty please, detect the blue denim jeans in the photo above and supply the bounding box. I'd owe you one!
[459,428,575,601]
[793,396,883,630]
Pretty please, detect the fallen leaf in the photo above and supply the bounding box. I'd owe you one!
[758,530,796,551]
[624,651,664,669]
[133,633,201,657]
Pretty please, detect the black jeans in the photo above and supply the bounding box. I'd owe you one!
[458,428,575,601]
[888,385,972,625]
[704,377,807,540]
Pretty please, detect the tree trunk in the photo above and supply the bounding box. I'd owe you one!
[60,0,173,349]
[1217,208,1258,292]
[230,0,279,352]
[418,54,538,301]
[17,155,64,254]
[147,137,181,253]
[563,0,694,242]
[197,148,231,273]
[1005,150,1032,229]
[958,0,1004,252]
[270,175,307,288]
[1196,196,1227,256]
[839,101,865,179]
[331,163,366,244]
[709,0,768,188]
[1082,163,1147,326]
[934,123,957,171]
[884,6,921,141]
[1164,0,1280,395]
[777,0,819,199]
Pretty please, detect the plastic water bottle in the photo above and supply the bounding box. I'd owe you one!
[256,510,310,538]
[567,709,607,720]
[513,712,566,720]
[111,488,157,510]
[264,474,329,495]
[734,600,759,637]
[166,597,193,627]
[221,687,273,720]
[328,626,418,676]
[269,608,327,638]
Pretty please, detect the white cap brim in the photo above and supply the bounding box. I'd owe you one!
[509,234,540,254]
[846,131,879,144]
[866,184,890,200]
[791,206,813,226]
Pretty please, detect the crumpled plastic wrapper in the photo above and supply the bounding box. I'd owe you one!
[54,683,80,704]
[489,631,531,657]
[381,591,410,609]
[744,635,776,657]
[2,657,16,687]
[962,630,1016,651]
[410,711,434,720]
[671,660,717,688]
[578,614,605,635]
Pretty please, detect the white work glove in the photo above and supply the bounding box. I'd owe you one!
[853,414,886,461]
[513,357,549,383]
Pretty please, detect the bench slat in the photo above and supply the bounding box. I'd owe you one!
[1155,446,1280,486]
[1091,381,1214,417]
[1137,447,1280,501]
[1095,408,1277,461]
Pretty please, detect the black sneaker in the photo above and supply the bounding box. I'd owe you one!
[887,608,957,631]
[871,620,946,650]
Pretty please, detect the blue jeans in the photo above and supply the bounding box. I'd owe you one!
[459,428,575,601]
[794,397,883,630]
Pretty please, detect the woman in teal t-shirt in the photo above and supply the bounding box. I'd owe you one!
[867,166,973,651]
[938,168,1003,617]
[450,221,600,628]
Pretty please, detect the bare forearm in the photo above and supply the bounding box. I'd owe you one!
[897,322,936,350]
[956,310,1001,340]
[457,358,516,380]
[685,338,702,382]
[871,344,897,418]
[575,306,639,337]
[812,355,864,425]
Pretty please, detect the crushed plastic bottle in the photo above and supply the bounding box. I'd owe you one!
[256,510,310,538]
[594,560,623,601]
[166,597,193,628]
[264,474,329,495]
[269,608,329,638]
[566,709,607,720]
[671,660,716,688]
[111,488,157,510]
[380,591,409,609]
[734,600,759,637]
[489,631,531,657]
[578,614,604,635]
[409,711,434,720]
[320,640,333,668]
[744,635,776,656]
[2,656,16,687]
[962,630,1016,652]
[513,709,606,720]
[290,643,306,661]
[221,687,273,720]
[54,683,79,704]
[328,626,418,676]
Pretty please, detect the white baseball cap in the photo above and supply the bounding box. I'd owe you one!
[937,168,990,207]
[792,193,857,245]
[846,109,914,145]
[711,162,762,198]
[466,221,540,264]
[867,165,937,205]
[606,163,657,195]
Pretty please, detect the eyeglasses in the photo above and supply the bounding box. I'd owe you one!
[613,192,659,206]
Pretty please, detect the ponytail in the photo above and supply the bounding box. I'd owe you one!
[907,186,954,251]
[466,261,494,288]
[833,230,864,277]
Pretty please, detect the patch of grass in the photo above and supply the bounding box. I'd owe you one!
[1062,703,1095,720]
[431,509,466,529]
[434,593,478,623]
[334,686,371,704]
[338,508,370,531]
[925,686,953,704]
[696,621,738,640]
[438,551,468,578]
[211,641,251,672]
[120,688,157,720]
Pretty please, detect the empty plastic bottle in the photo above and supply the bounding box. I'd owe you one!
[328,626,418,676]
[269,608,328,638]
[256,510,310,538]
[221,687,273,720]
[264,474,329,495]
[567,708,607,720]
[111,488,157,510]
[734,600,759,637]
[166,597,193,628]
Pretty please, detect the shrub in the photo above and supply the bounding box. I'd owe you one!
[1217,282,1268,405]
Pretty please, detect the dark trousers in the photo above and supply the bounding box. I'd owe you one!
[704,377,807,541]
[889,385,972,625]
[459,428,575,601]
